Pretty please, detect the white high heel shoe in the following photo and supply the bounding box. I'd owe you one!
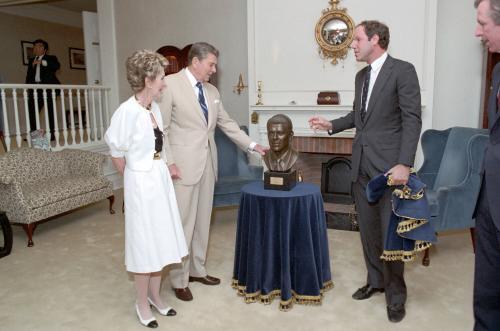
[148,297,177,316]
[135,304,158,328]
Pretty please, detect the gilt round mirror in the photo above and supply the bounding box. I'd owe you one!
[323,19,349,46]
[315,1,354,64]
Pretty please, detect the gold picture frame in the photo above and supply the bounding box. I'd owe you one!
[315,0,355,65]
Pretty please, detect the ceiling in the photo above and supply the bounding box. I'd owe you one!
[0,0,96,12]
[48,0,96,13]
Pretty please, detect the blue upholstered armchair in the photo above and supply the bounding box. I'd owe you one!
[213,126,263,208]
[417,127,488,265]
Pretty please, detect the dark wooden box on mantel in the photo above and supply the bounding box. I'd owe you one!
[317,91,340,105]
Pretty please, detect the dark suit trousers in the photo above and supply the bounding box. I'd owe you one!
[474,184,500,331]
[27,88,55,136]
[352,155,406,306]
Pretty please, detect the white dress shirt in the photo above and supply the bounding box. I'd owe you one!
[34,55,42,83]
[365,52,388,110]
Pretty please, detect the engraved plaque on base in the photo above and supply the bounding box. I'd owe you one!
[264,170,297,191]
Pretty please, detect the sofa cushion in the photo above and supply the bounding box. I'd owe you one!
[214,177,256,195]
[22,176,111,209]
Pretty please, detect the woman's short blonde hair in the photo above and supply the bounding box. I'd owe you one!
[126,50,168,93]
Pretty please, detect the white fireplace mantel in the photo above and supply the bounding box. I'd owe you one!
[248,104,355,145]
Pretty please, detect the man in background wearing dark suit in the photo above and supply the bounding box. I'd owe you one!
[473,1,500,330]
[309,20,421,323]
[25,39,60,140]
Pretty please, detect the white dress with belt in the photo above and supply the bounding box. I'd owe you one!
[105,96,188,273]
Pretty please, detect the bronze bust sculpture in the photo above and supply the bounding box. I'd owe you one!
[263,114,299,172]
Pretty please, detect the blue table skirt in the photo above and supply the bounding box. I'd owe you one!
[232,181,333,311]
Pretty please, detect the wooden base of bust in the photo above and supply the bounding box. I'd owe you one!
[264,170,297,191]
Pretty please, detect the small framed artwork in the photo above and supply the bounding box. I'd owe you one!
[21,40,34,65]
[69,47,85,70]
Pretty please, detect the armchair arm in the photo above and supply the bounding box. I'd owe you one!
[236,151,263,179]
[247,165,264,179]
[433,174,481,231]
[0,182,32,222]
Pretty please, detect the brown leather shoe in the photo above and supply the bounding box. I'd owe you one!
[188,275,221,285]
[173,287,193,301]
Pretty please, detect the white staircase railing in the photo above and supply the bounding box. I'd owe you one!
[0,84,111,151]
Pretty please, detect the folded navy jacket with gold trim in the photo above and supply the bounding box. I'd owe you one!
[366,173,437,262]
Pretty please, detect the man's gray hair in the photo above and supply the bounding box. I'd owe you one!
[475,0,500,25]
[188,42,219,64]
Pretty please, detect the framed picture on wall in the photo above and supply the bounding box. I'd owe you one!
[69,47,85,70]
[21,40,34,65]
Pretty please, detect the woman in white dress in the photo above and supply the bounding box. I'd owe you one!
[105,50,188,328]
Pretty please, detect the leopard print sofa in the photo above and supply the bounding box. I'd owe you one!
[0,148,115,247]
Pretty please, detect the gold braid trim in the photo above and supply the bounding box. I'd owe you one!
[396,218,428,234]
[380,241,432,263]
[231,279,334,311]
[393,187,424,200]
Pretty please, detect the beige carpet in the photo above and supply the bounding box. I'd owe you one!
[0,189,474,331]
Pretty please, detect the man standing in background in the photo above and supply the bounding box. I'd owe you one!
[25,39,60,140]
[473,1,500,330]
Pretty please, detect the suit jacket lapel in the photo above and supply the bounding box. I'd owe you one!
[363,55,395,124]
[179,70,208,125]
[205,86,214,127]
[490,64,500,129]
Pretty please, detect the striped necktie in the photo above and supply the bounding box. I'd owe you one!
[360,65,371,122]
[196,82,208,123]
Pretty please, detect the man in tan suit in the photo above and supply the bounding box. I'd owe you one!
[160,42,267,301]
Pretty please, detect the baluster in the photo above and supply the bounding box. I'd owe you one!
[23,89,31,147]
[76,89,84,142]
[68,89,76,144]
[104,89,110,128]
[84,89,91,142]
[33,89,41,131]
[11,89,22,148]
[97,89,104,140]
[60,89,68,146]
[1,88,11,151]
[42,89,51,141]
[51,89,60,148]
[90,89,98,141]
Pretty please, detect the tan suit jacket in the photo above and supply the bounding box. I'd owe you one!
[160,69,252,185]
[159,69,253,286]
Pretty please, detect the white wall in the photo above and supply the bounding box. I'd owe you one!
[248,0,434,106]
[433,0,484,130]
[112,0,249,124]
[246,0,485,167]
[104,0,484,132]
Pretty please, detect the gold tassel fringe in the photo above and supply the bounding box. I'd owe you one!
[231,279,334,311]
[380,240,432,262]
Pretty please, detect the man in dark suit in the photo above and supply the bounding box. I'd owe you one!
[473,1,500,330]
[309,20,421,323]
[25,39,60,139]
